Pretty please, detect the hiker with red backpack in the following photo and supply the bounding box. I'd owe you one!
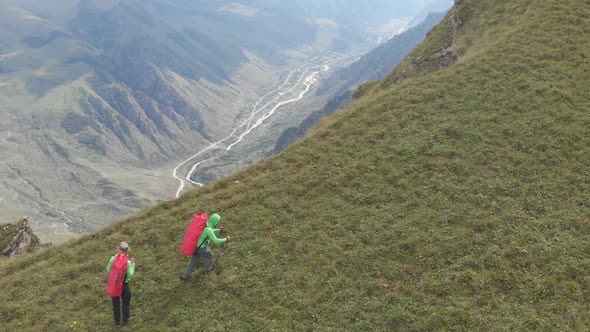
[106,242,136,327]
[180,213,231,282]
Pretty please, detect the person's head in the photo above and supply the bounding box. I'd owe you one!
[207,214,221,227]
[119,242,129,253]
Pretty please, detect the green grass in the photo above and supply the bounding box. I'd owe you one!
[1,0,590,330]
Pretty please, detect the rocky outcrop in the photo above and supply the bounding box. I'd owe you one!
[441,10,463,70]
[364,4,464,95]
[451,13,463,33]
[1,217,42,258]
[434,46,460,69]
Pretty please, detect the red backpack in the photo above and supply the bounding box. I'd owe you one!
[106,253,129,297]
[181,212,208,256]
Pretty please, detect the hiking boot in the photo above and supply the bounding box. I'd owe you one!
[179,276,189,282]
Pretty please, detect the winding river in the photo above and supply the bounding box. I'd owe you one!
[173,53,360,198]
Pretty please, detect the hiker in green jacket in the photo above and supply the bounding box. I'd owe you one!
[107,242,136,326]
[181,213,231,281]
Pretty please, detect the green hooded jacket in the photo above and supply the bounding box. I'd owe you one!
[197,213,227,248]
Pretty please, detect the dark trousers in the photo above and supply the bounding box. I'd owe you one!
[112,283,131,325]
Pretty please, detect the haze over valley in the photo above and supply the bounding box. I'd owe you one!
[0,0,452,243]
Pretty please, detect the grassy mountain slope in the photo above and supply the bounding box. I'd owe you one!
[2,0,590,330]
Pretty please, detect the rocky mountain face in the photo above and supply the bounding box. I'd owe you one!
[1,217,41,257]
[0,0,263,242]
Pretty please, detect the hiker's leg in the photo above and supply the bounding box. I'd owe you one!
[112,296,121,325]
[122,283,131,324]
[203,247,215,273]
[183,251,201,278]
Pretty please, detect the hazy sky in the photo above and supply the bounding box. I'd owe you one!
[388,0,455,17]
[254,0,455,27]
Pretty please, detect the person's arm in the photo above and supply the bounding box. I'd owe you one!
[106,256,115,273]
[126,259,136,282]
[206,228,227,245]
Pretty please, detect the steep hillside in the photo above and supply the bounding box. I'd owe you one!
[1,0,590,330]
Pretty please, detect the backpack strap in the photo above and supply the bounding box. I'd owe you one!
[197,236,209,249]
